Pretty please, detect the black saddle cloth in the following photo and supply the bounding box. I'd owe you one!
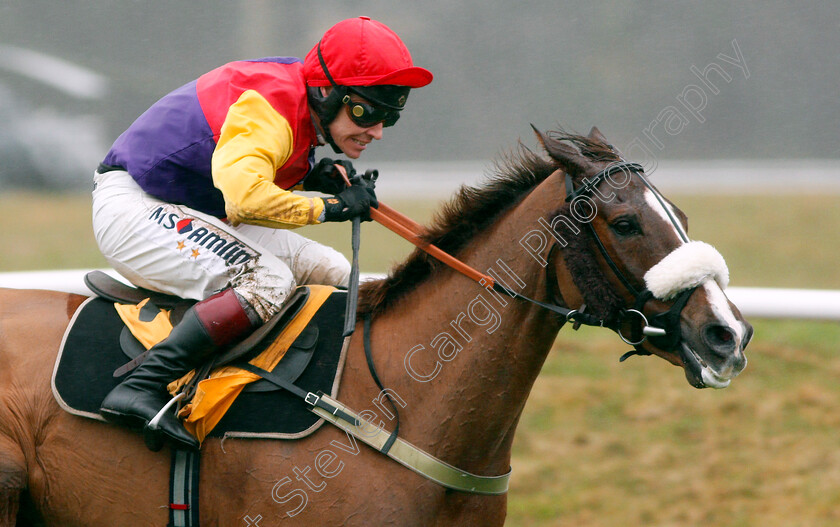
[53,289,349,439]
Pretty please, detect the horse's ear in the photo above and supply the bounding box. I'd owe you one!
[587,126,609,145]
[530,124,588,175]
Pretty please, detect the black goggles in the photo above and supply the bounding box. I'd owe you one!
[342,94,401,128]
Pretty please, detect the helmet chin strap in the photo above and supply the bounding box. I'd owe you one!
[308,85,346,154]
[307,41,351,154]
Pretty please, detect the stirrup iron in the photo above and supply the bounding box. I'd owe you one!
[143,392,186,451]
[147,392,186,431]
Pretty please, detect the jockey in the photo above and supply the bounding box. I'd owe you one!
[93,17,433,450]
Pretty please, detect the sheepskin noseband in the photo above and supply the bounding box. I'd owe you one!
[643,241,729,300]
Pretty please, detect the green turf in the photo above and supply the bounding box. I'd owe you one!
[2,190,839,526]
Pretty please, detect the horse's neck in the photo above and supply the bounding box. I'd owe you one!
[373,175,566,475]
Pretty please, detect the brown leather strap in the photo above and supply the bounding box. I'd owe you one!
[371,204,497,287]
[113,349,149,377]
[373,200,603,326]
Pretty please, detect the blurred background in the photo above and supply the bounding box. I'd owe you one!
[0,0,837,191]
[2,2,839,526]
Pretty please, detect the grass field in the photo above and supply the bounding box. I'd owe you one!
[2,190,840,526]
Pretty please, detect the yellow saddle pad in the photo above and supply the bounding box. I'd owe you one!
[115,285,335,444]
[114,298,173,349]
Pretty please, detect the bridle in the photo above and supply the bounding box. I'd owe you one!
[350,160,698,359]
[560,161,698,361]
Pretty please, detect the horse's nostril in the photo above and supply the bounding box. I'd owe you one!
[714,326,733,342]
[704,324,737,354]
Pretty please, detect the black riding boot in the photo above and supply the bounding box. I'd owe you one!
[100,289,257,450]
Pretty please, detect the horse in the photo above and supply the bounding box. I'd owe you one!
[0,127,750,526]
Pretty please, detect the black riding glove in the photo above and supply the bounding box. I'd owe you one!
[321,183,379,223]
[303,158,354,195]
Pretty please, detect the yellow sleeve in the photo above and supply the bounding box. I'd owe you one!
[211,89,325,228]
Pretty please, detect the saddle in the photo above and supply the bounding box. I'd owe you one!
[53,271,351,442]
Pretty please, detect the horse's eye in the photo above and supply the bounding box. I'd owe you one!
[611,218,641,236]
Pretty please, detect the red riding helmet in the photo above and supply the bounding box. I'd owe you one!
[304,16,432,89]
[304,17,433,152]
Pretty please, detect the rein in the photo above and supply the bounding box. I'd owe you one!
[369,201,607,328]
[360,162,698,357]
[363,164,673,341]
[336,168,606,329]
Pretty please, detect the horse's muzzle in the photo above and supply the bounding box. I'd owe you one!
[679,325,749,389]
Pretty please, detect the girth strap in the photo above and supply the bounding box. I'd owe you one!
[168,449,200,527]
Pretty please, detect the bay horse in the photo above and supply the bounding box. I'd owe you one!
[0,127,750,526]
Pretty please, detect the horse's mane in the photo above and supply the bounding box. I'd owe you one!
[357,144,558,317]
[357,131,624,319]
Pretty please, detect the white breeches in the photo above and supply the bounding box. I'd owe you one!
[91,170,350,322]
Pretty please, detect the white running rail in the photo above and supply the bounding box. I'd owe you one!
[1,269,839,321]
